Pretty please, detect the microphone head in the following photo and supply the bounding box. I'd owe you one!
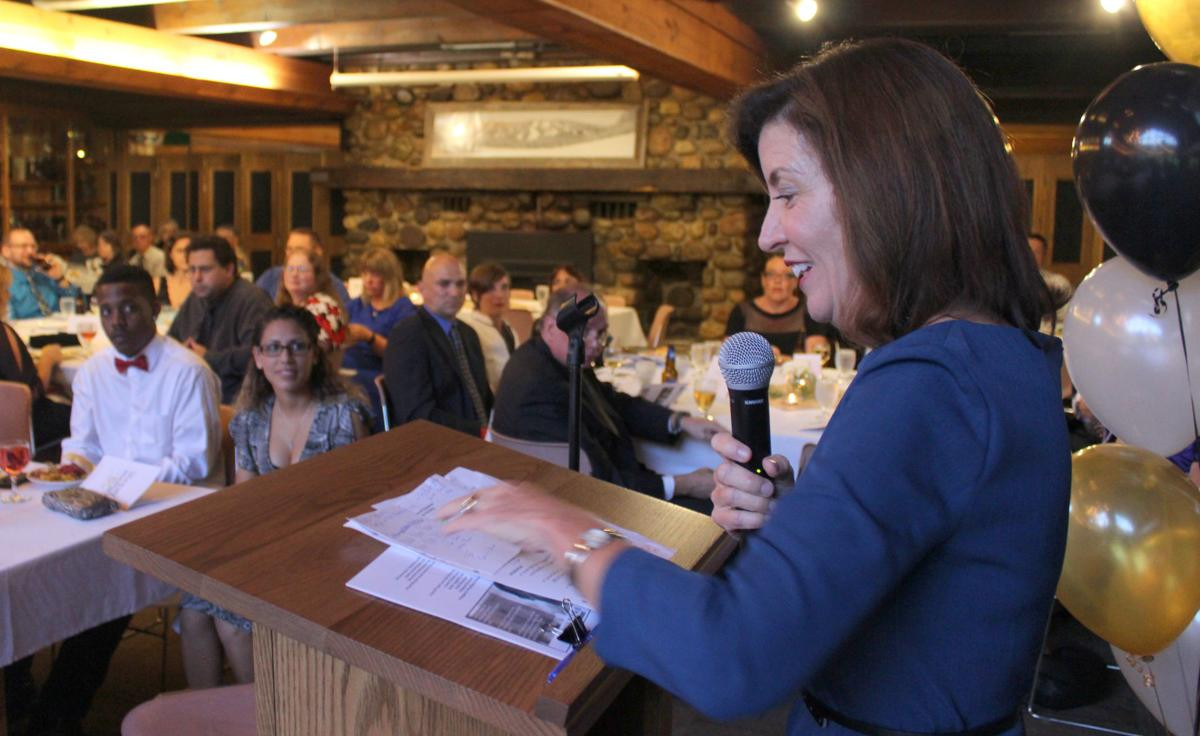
[719,332,775,390]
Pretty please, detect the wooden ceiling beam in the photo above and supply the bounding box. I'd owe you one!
[0,2,352,117]
[252,17,536,56]
[442,0,768,99]
[154,0,468,35]
[836,0,1129,31]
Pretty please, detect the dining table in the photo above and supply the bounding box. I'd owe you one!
[0,478,211,669]
[13,308,176,387]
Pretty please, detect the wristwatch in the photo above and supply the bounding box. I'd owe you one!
[564,527,624,582]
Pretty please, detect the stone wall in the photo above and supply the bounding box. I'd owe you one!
[339,71,762,341]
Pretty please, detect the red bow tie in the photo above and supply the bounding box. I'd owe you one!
[114,355,149,374]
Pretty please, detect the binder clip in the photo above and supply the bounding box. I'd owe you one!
[556,598,590,648]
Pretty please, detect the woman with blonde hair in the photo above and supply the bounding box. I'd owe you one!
[343,247,415,426]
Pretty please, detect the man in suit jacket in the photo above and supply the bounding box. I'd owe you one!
[492,288,719,508]
[383,253,492,436]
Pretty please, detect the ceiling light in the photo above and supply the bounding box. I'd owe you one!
[75,149,87,159]
[1100,0,1126,12]
[793,0,818,22]
[329,65,639,88]
[258,30,277,47]
[31,0,189,10]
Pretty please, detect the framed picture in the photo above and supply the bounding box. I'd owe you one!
[423,102,645,168]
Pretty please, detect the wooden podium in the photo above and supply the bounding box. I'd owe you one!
[104,421,737,735]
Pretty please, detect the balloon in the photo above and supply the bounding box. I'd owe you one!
[1112,608,1200,736]
[1137,0,1200,65]
[1072,62,1200,282]
[1057,444,1200,655]
[1062,256,1200,455]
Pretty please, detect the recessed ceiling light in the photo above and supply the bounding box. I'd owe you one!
[793,0,818,23]
[258,30,277,46]
[1100,0,1126,13]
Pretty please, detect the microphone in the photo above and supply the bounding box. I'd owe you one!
[718,332,775,475]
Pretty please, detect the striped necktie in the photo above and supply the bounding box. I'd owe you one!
[450,324,488,423]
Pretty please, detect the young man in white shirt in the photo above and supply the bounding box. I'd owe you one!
[62,264,222,484]
[17,265,222,736]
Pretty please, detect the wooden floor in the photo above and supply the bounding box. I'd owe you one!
[9,606,1164,736]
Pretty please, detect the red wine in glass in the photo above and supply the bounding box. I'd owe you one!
[1,440,31,503]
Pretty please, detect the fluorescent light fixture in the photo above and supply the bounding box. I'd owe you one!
[32,0,189,10]
[330,64,639,88]
[258,30,278,47]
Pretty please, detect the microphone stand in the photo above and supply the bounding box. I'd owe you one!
[566,324,586,472]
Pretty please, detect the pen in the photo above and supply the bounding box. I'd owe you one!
[546,633,592,684]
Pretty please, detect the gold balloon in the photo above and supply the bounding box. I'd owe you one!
[1057,444,1200,655]
[1137,0,1200,65]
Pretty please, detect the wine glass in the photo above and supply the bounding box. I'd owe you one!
[1,437,32,503]
[77,316,99,354]
[693,381,717,421]
[835,347,857,376]
[816,373,839,420]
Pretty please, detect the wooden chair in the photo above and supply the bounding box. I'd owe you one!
[0,380,33,446]
[490,428,592,475]
[218,404,236,487]
[509,288,535,301]
[646,305,675,349]
[374,374,393,432]
[503,308,534,345]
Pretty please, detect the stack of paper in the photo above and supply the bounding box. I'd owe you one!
[345,467,674,659]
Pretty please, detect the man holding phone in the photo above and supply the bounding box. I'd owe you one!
[2,227,79,318]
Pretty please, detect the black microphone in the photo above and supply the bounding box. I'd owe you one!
[718,332,774,476]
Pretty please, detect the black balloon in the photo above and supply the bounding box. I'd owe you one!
[1073,63,1200,283]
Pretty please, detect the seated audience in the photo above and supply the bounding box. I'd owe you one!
[215,224,250,274]
[10,265,221,735]
[343,247,415,425]
[168,235,274,403]
[128,223,166,283]
[160,231,193,308]
[179,305,368,689]
[276,247,347,354]
[97,229,124,272]
[1029,233,1073,335]
[256,228,351,305]
[0,263,70,457]
[549,263,584,292]
[3,227,80,319]
[493,287,719,509]
[461,261,521,392]
[156,218,180,251]
[725,254,830,358]
[383,252,492,436]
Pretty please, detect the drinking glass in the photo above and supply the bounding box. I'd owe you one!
[1,438,31,503]
[690,343,711,379]
[816,373,839,420]
[693,380,717,421]
[77,316,99,354]
[59,296,76,315]
[836,347,857,376]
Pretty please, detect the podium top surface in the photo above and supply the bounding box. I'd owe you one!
[104,420,735,735]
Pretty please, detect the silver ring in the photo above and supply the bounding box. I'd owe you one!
[444,493,479,523]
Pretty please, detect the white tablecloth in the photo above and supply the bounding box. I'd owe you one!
[15,310,177,387]
[0,481,211,666]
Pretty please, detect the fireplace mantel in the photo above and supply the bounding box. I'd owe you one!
[314,166,762,194]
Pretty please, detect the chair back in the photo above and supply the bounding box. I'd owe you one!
[646,305,675,349]
[490,428,592,475]
[218,404,236,486]
[503,308,534,345]
[0,380,33,445]
[509,288,535,301]
[374,374,393,432]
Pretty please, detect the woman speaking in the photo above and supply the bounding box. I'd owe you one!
[442,38,1068,735]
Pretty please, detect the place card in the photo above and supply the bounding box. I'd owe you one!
[81,456,161,510]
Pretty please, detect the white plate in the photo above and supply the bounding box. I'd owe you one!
[26,470,86,491]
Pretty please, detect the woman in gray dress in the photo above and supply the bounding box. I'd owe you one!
[178,305,369,689]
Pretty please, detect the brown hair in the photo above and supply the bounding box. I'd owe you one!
[277,248,341,311]
[468,261,509,308]
[235,305,353,411]
[730,38,1049,346]
[358,248,404,304]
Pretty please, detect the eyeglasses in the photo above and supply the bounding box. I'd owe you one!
[285,265,314,275]
[762,270,796,281]
[258,340,313,357]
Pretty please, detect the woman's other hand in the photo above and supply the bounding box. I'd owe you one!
[710,432,794,532]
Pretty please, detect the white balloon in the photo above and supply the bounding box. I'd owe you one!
[1112,609,1200,736]
[1063,257,1200,455]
